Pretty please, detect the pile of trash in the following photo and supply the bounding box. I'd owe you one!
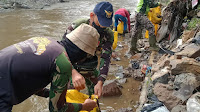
[134,1,200,111]
[101,1,200,112]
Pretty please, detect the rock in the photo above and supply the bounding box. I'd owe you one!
[175,43,200,58]
[193,31,200,45]
[153,83,182,110]
[151,54,169,72]
[182,30,196,43]
[102,82,122,97]
[171,57,200,75]
[115,107,133,112]
[173,73,200,90]
[171,105,187,112]
[173,84,194,102]
[152,66,170,85]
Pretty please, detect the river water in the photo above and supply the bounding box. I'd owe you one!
[0,0,140,111]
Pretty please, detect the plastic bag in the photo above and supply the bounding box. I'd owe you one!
[187,92,200,112]
[141,102,170,112]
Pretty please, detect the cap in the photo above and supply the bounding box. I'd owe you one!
[93,1,113,27]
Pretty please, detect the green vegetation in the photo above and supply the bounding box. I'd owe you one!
[187,17,200,30]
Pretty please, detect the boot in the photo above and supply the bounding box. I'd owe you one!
[149,35,160,51]
[129,37,140,55]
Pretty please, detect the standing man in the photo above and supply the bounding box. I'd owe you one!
[0,24,99,112]
[114,8,131,34]
[130,0,160,55]
[62,1,114,97]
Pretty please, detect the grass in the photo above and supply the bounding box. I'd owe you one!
[187,17,200,30]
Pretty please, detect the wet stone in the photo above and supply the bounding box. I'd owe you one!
[102,82,122,97]
[153,83,182,110]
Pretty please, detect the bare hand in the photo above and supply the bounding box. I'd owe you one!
[72,69,85,90]
[82,99,97,111]
[94,81,103,98]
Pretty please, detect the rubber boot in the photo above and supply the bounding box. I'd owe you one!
[130,37,140,55]
[149,35,160,51]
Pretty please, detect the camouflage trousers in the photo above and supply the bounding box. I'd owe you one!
[130,12,157,52]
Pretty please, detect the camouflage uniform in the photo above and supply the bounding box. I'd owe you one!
[63,18,114,95]
[0,37,82,112]
[130,0,159,53]
[49,52,82,112]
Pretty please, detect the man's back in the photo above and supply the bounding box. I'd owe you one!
[0,37,63,104]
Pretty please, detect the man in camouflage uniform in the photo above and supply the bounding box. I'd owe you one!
[0,24,99,112]
[62,2,114,97]
[130,0,160,54]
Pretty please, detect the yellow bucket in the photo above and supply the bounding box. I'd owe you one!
[112,30,118,50]
[117,22,124,34]
[66,89,99,112]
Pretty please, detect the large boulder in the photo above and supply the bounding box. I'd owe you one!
[153,83,182,110]
[175,43,200,58]
[170,57,200,75]
[173,73,200,90]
